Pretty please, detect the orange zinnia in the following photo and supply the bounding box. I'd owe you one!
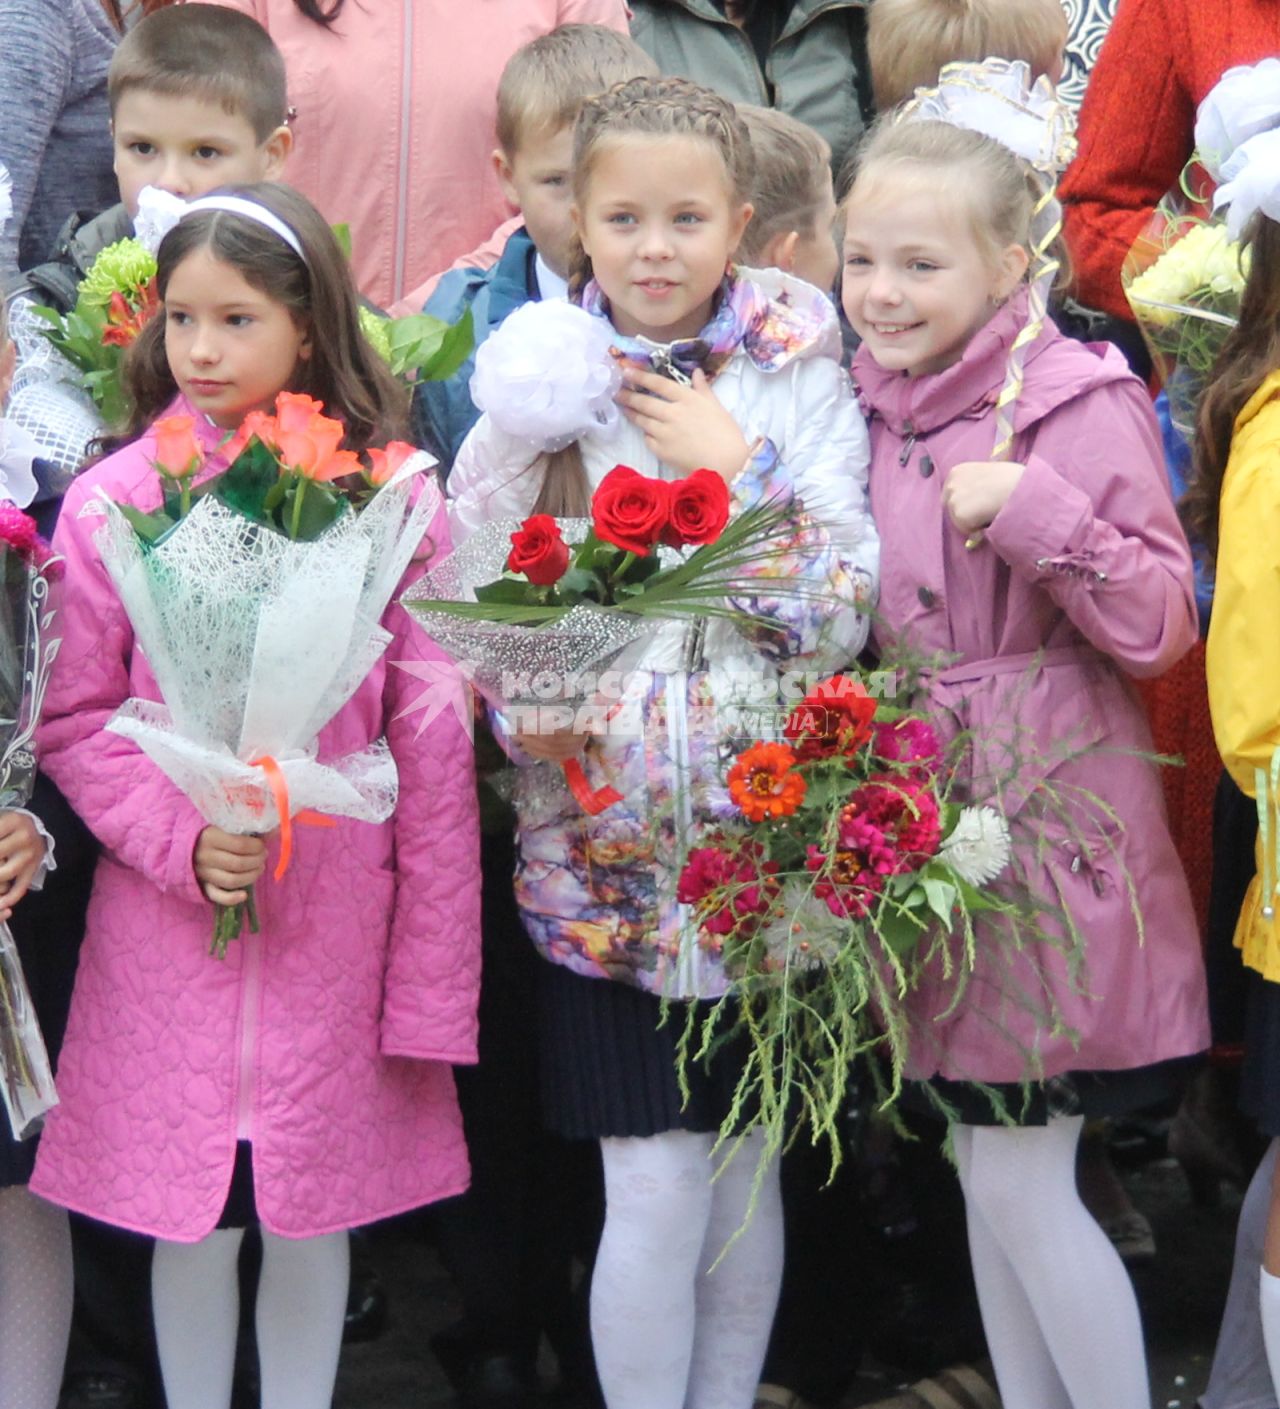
[727,741,806,822]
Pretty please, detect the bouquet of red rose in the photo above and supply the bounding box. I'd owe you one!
[97,392,438,954]
[403,463,830,811]
[674,670,1050,1172]
[0,505,61,1138]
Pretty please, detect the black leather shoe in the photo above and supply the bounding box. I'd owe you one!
[342,1262,388,1344]
[459,1353,538,1409]
[59,1371,144,1409]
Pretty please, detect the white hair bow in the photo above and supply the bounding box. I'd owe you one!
[1195,60,1280,180]
[902,57,1077,176]
[133,186,190,256]
[0,163,13,234]
[1214,127,1280,240]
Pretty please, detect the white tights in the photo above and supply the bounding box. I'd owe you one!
[152,1226,350,1409]
[953,1116,1149,1409]
[590,1129,784,1409]
[0,1185,73,1409]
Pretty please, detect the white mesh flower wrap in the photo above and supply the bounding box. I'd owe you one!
[402,516,652,708]
[1195,60,1280,180]
[469,300,621,453]
[1214,128,1280,241]
[133,185,190,255]
[96,460,440,837]
[903,57,1077,176]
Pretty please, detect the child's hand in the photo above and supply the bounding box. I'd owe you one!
[0,812,44,921]
[194,827,268,907]
[513,723,589,763]
[617,368,750,481]
[942,460,1026,534]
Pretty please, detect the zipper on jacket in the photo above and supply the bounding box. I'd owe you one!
[235,924,263,1139]
[392,0,414,305]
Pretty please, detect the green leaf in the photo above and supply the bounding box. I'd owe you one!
[877,907,927,959]
[387,307,474,382]
[474,576,539,605]
[284,480,345,540]
[117,503,175,543]
[331,223,353,259]
[920,877,957,925]
[555,567,601,600]
[215,438,281,524]
[954,876,1004,914]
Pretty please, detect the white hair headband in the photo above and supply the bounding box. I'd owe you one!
[133,186,305,260]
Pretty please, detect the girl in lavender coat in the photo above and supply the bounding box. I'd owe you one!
[30,184,481,1409]
[841,67,1208,1409]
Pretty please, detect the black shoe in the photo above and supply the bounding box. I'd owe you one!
[342,1263,388,1344]
[59,1371,144,1409]
[458,1353,538,1409]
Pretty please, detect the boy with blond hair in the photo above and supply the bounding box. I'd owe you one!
[414,24,657,468]
[868,0,1068,109]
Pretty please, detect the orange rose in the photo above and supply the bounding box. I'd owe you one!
[152,415,203,479]
[274,392,326,435]
[276,412,347,481]
[223,409,278,463]
[365,440,419,487]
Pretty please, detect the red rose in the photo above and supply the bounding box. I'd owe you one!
[784,674,877,761]
[591,465,671,556]
[663,468,730,548]
[507,514,570,586]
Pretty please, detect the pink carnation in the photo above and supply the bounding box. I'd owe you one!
[0,502,39,557]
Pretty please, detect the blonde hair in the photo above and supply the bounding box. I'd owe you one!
[845,116,1065,457]
[736,106,832,265]
[532,77,755,516]
[495,24,658,157]
[868,0,1067,110]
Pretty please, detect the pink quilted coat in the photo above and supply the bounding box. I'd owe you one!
[853,293,1209,1084]
[30,405,481,1241]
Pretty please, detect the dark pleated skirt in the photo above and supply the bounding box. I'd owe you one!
[913,1058,1195,1127]
[1241,969,1280,1137]
[537,959,747,1141]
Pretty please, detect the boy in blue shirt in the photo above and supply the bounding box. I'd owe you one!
[414,24,656,473]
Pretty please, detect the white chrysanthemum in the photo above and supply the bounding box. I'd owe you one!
[469,299,621,452]
[761,885,842,973]
[940,806,1012,886]
[1195,59,1280,179]
[0,163,12,231]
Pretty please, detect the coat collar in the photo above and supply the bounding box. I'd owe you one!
[852,288,1135,439]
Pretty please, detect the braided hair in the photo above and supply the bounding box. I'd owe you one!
[532,77,755,516]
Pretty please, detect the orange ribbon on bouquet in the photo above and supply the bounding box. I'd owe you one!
[250,754,337,879]
[562,758,622,816]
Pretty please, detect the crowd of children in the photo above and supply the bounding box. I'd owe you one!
[5,3,1280,1409]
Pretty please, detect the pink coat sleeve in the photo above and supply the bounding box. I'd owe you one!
[36,481,209,904]
[379,500,482,1064]
[983,378,1198,679]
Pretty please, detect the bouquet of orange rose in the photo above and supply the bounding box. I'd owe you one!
[675,671,1046,1170]
[97,392,439,954]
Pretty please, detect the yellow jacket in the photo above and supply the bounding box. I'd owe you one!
[1207,371,1280,980]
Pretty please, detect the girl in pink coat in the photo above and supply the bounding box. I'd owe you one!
[30,183,481,1409]
[841,65,1208,1409]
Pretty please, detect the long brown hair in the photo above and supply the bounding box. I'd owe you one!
[534,77,754,515]
[1183,215,1280,563]
[102,182,405,458]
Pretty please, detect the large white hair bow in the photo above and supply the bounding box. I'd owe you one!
[902,57,1077,176]
[1214,128,1280,240]
[133,186,190,255]
[1195,60,1280,180]
[469,299,621,452]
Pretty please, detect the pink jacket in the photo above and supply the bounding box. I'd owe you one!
[203,0,629,308]
[853,295,1209,1084]
[31,408,481,1241]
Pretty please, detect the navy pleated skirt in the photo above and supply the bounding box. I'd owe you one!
[537,959,747,1141]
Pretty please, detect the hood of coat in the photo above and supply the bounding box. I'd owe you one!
[735,264,845,367]
[851,288,1139,441]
